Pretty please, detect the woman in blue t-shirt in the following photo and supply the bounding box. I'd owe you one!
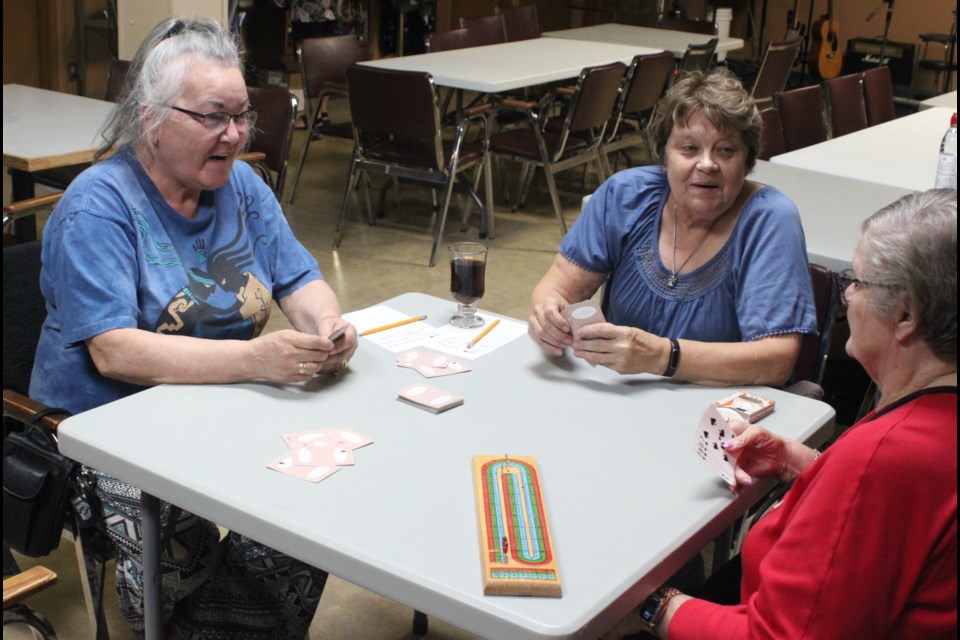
[529,69,816,386]
[30,17,356,638]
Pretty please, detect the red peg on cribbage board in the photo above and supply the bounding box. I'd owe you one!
[472,454,562,597]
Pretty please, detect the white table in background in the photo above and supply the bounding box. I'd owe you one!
[58,293,834,640]
[750,161,915,271]
[360,37,661,95]
[542,24,744,59]
[770,106,954,192]
[919,91,957,110]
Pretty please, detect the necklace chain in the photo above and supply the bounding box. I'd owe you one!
[668,201,717,288]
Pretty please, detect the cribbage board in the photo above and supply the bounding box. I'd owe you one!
[472,455,562,597]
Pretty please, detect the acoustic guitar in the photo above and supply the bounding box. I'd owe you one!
[816,0,842,79]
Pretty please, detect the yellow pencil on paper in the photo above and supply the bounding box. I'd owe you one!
[360,314,427,336]
[466,318,500,349]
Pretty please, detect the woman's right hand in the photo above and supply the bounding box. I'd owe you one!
[248,329,335,383]
[529,295,573,356]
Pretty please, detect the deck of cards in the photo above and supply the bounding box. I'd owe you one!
[713,390,775,423]
[267,428,374,483]
[397,382,464,413]
[562,299,605,335]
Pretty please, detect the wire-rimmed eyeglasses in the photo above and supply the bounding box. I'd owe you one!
[169,105,258,132]
[835,268,900,305]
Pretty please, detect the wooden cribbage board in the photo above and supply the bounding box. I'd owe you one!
[472,455,561,597]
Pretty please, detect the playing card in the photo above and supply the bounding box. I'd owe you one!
[561,299,605,334]
[411,358,472,378]
[266,453,341,483]
[397,349,452,370]
[397,383,464,413]
[693,406,736,486]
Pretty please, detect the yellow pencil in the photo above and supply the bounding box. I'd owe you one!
[466,318,500,349]
[360,314,427,336]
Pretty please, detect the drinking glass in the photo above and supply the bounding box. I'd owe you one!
[449,242,487,328]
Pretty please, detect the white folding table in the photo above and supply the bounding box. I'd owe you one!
[542,24,744,59]
[59,293,835,640]
[770,106,955,192]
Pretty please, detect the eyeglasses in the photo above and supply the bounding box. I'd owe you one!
[169,105,258,132]
[835,268,899,305]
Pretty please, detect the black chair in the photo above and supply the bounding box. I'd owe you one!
[860,66,897,126]
[426,27,471,52]
[335,65,490,267]
[487,61,626,235]
[758,107,786,160]
[601,51,676,172]
[774,84,827,152]
[496,5,540,42]
[288,34,361,204]
[751,38,801,107]
[459,14,506,47]
[792,263,839,387]
[825,73,868,139]
[241,86,298,198]
[3,195,112,640]
[676,38,718,78]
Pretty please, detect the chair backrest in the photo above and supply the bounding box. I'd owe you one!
[297,34,362,101]
[459,14,506,47]
[427,28,471,52]
[758,107,786,160]
[793,263,838,384]
[560,62,627,146]
[775,84,827,152]
[825,73,867,138]
[246,85,298,196]
[677,38,718,77]
[3,241,45,398]
[619,51,675,117]
[105,59,131,102]
[861,65,897,126]
[496,5,540,42]
[658,15,717,35]
[345,64,443,169]
[751,38,801,105]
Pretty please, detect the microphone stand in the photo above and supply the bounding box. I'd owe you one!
[877,0,895,68]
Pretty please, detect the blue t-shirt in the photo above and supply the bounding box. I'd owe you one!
[560,166,817,343]
[30,150,323,414]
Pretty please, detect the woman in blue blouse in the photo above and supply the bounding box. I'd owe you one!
[529,69,817,386]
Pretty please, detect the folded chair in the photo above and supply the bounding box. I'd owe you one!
[750,38,801,107]
[774,84,827,152]
[758,107,787,160]
[241,86,298,198]
[601,51,676,172]
[3,195,113,640]
[288,34,361,204]
[335,65,490,267]
[487,61,626,235]
[459,14,507,46]
[860,65,897,126]
[825,73,868,138]
[496,4,540,42]
[676,38,718,78]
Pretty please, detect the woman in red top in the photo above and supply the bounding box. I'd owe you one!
[643,189,957,639]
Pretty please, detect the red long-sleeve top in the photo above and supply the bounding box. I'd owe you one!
[670,388,957,639]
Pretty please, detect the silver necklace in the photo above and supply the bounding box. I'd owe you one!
[668,201,717,288]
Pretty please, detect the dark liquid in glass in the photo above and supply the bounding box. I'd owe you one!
[450,257,486,305]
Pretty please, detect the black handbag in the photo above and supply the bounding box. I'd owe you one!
[3,408,76,557]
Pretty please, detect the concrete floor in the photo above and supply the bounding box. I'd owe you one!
[6,103,640,639]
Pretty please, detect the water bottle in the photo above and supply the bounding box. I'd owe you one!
[934,112,957,189]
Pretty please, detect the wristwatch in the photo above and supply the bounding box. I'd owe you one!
[638,587,683,631]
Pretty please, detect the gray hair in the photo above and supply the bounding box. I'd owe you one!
[96,17,243,159]
[858,188,957,363]
[648,67,762,171]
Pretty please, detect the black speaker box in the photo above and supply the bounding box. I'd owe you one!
[844,38,915,86]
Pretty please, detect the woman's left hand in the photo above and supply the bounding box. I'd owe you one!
[571,323,669,374]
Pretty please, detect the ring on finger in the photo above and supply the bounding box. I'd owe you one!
[332,360,348,377]
[297,361,309,376]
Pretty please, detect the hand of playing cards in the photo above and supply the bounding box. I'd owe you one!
[267,428,374,483]
[694,391,776,487]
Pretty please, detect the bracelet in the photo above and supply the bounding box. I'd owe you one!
[662,338,681,377]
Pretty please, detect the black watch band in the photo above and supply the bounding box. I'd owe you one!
[638,587,683,630]
[662,338,681,377]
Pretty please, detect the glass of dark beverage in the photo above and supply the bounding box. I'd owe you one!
[449,242,487,328]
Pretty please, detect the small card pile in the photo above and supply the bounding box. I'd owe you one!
[713,390,775,423]
[267,428,374,483]
[561,299,605,335]
[397,349,472,378]
[397,383,464,413]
